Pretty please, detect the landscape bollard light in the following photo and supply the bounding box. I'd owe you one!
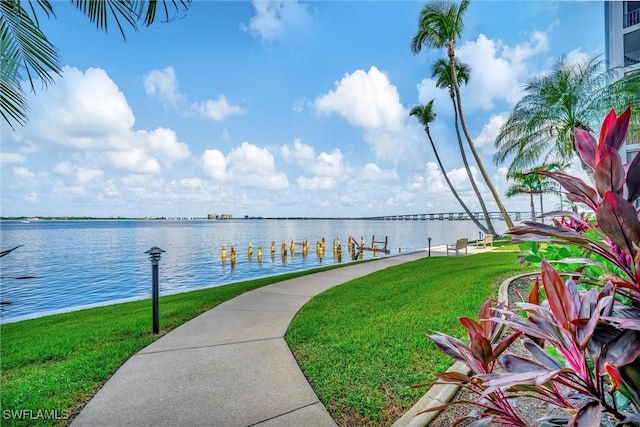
[145,246,165,334]
[428,237,431,257]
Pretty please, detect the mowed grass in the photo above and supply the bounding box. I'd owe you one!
[286,251,529,426]
[0,265,344,427]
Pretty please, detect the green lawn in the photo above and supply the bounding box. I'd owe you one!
[0,265,343,427]
[286,251,529,426]
[1,250,528,427]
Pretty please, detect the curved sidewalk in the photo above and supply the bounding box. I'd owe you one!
[72,247,470,427]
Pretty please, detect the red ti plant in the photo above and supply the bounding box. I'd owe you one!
[424,108,640,426]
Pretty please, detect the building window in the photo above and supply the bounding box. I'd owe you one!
[624,29,640,66]
[625,1,640,28]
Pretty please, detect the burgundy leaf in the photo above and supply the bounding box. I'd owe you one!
[596,191,640,256]
[601,316,640,331]
[599,329,640,368]
[528,278,540,305]
[460,317,486,339]
[492,331,522,359]
[597,108,619,162]
[626,150,640,203]
[534,171,599,210]
[436,371,472,383]
[602,105,631,151]
[470,334,494,368]
[428,333,466,362]
[498,354,545,373]
[568,401,601,427]
[541,261,576,332]
[574,127,597,169]
[522,338,563,370]
[594,146,625,197]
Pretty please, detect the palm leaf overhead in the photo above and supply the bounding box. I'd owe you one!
[494,55,640,174]
[1,0,190,130]
[1,0,61,128]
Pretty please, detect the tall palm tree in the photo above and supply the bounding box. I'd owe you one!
[1,0,190,130]
[432,58,496,235]
[505,163,566,223]
[410,100,490,234]
[411,0,514,229]
[494,54,640,175]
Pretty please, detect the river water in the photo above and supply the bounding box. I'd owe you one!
[0,219,508,322]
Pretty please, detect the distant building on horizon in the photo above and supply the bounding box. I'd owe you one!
[207,213,233,220]
[605,1,640,165]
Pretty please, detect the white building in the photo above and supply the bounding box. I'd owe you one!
[605,1,640,163]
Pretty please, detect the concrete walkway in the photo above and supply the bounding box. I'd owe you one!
[72,246,485,427]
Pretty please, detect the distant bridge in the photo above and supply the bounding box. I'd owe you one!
[359,211,533,221]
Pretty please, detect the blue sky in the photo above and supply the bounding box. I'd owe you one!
[1,1,605,218]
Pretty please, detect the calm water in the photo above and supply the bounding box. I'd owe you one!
[0,219,506,322]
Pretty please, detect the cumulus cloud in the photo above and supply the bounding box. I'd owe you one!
[418,32,549,115]
[142,128,191,165]
[314,66,423,163]
[296,175,337,191]
[201,142,289,189]
[191,95,245,121]
[456,32,549,111]
[143,67,184,107]
[315,66,404,132]
[474,112,509,150]
[243,0,312,43]
[360,163,397,182]
[13,166,35,181]
[0,153,25,163]
[26,67,134,147]
[281,139,345,177]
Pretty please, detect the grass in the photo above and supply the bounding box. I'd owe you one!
[286,251,531,426]
[0,264,345,427]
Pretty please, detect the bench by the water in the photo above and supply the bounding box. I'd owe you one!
[476,234,494,249]
[446,238,468,256]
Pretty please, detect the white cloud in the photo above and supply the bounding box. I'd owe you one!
[75,167,104,185]
[142,127,191,165]
[296,176,337,191]
[26,67,135,147]
[192,95,245,121]
[143,67,184,107]
[281,139,345,177]
[0,152,25,163]
[455,32,549,111]
[474,112,509,150]
[53,162,73,175]
[314,66,423,164]
[201,142,289,189]
[315,66,404,132]
[13,166,35,181]
[244,0,312,43]
[103,149,161,174]
[360,163,397,181]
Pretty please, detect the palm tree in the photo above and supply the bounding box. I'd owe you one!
[505,163,566,223]
[494,54,640,175]
[411,0,514,229]
[432,58,496,235]
[410,100,490,234]
[1,0,190,130]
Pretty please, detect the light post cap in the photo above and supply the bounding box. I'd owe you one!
[145,246,166,256]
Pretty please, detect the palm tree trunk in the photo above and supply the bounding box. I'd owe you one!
[450,94,496,235]
[447,43,515,230]
[424,128,489,234]
[530,193,536,223]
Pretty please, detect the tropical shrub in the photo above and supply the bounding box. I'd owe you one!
[423,107,640,426]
